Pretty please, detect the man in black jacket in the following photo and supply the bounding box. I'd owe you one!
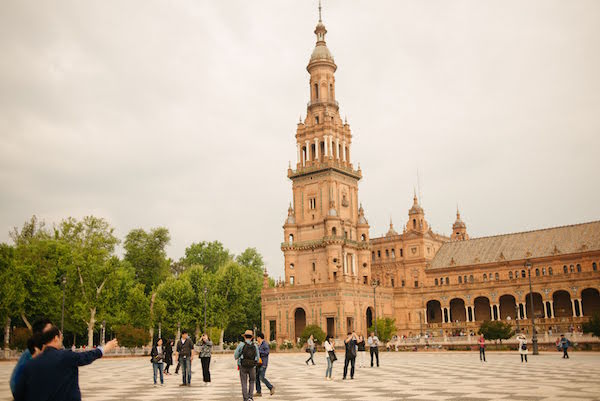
[14,325,118,401]
[176,330,195,386]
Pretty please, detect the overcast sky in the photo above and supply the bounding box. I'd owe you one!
[1,0,599,280]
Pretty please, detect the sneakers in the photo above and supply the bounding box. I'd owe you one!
[254,392,262,397]
[179,383,187,387]
[270,387,275,395]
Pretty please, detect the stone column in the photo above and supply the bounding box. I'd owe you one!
[571,299,577,317]
[423,309,428,324]
[549,301,554,318]
[297,143,301,166]
[522,303,527,319]
[465,305,469,322]
[490,305,494,320]
[576,299,582,317]
[342,141,347,161]
[343,251,347,275]
[305,140,310,162]
[336,138,340,159]
[329,136,333,157]
[351,253,356,276]
[314,137,319,160]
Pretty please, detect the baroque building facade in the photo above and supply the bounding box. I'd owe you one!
[260,11,600,343]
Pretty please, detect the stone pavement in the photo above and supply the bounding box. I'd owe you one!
[2,351,600,400]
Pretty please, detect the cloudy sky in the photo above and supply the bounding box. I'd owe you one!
[1,0,599,279]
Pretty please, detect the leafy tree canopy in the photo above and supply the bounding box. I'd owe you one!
[300,324,326,345]
[478,320,514,342]
[368,318,397,342]
[180,241,232,273]
[583,314,600,337]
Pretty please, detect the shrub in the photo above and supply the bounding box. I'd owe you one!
[583,314,600,337]
[282,340,293,349]
[478,320,514,343]
[113,324,149,348]
[269,341,277,351]
[368,318,397,342]
[10,327,31,350]
[299,324,326,346]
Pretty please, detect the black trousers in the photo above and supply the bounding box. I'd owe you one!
[175,357,181,373]
[370,347,379,367]
[343,356,356,379]
[479,347,486,361]
[200,356,211,382]
[563,348,569,358]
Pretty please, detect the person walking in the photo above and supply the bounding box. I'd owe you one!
[305,334,316,365]
[324,335,336,380]
[367,331,380,367]
[559,334,571,359]
[176,330,194,386]
[356,335,366,368]
[150,338,165,387]
[198,333,213,386]
[516,332,528,363]
[478,334,486,362]
[164,339,174,375]
[234,329,260,401]
[255,332,275,397]
[14,325,119,401]
[343,332,357,380]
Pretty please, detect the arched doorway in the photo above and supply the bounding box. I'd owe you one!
[449,298,466,322]
[582,288,600,316]
[553,290,572,317]
[426,300,442,323]
[366,307,374,330]
[525,292,545,319]
[294,308,306,342]
[499,294,517,320]
[474,296,491,321]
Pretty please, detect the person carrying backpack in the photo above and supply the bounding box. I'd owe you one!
[234,329,260,401]
[559,334,571,359]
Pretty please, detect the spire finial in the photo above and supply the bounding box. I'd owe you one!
[318,0,322,22]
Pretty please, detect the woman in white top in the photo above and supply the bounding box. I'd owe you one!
[323,335,336,380]
[516,332,528,363]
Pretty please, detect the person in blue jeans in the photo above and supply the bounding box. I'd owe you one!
[150,338,165,386]
[255,333,275,397]
[176,330,194,386]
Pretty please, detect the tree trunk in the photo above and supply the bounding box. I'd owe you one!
[148,292,157,346]
[219,328,224,346]
[195,323,200,343]
[87,307,96,347]
[4,316,10,348]
[21,313,32,331]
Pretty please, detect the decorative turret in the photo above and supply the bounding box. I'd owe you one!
[451,207,469,241]
[407,193,429,233]
[386,218,398,237]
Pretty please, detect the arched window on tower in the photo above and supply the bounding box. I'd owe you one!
[314,83,319,100]
[361,234,366,242]
[434,278,438,286]
[521,270,526,278]
[458,276,462,284]
[495,272,499,280]
[371,251,375,262]
[288,234,294,244]
[391,249,395,258]
[549,266,553,275]
[385,249,389,258]
[563,265,568,273]
[329,83,333,100]
[332,227,337,236]
[576,264,581,272]
[483,274,487,281]
[535,268,540,277]
[593,262,597,271]
[509,271,513,279]
[412,219,416,229]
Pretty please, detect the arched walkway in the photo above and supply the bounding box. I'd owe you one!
[449,298,466,322]
[499,294,517,320]
[525,292,544,319]
[366,307,374,330]
[581,288,600,316]
[426,300,442,323]
[553,290,572,318]
[474,296,491,321]
[294,308,306,341]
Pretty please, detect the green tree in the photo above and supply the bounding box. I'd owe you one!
[123,228,170,295]
[180,241,232,273]
[478,320,514,342]
[180,265,213,339]
[368,318,397,342]
[300,324,326,345]
[583,314,600,337]
[236,248,264,273]
[154,277,195,338]
[0,243,25,350]
[58,216,120,347]
[210,261,248,344]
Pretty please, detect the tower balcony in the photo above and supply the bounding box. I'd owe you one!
[281,235,370,251]
[288,160,361,180]
[307,99,339,109]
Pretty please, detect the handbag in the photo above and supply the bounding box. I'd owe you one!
[328,350,337,362]
[521,344,527,351]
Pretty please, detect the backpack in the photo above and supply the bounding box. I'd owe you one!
[241,343,257,368]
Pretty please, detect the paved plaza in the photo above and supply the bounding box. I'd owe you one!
[2,351,600,400]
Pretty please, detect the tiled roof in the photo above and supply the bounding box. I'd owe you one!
[429,221,600,269]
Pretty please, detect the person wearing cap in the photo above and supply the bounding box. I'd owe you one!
[234,329,260,401]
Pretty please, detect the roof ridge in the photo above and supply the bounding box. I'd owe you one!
[463,220,600,242]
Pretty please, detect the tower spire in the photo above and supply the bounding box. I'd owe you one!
[318,0,322,22]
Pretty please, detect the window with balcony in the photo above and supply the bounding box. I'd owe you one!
[495,272,499,280]
[435,278,438,286]
[549,267,553,275]
[509,271,513,279]
[290,276,295,285]
[535,268,540,276]
[576,264,581,272]
[563,265,568,273]
[521,270,526,278]
[542,267,546,275]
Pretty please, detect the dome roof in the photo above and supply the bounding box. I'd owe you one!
[408,194,424,215]
[286,215,296,224]
[358,215,368,224]
[453,209,466,229]
[310,44,334,63]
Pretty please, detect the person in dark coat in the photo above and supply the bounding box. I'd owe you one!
[163,339,174,374]
[150,338,165,386]
[13,325,119,401]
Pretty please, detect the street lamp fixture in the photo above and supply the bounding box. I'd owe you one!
[526,261,539,355]
[371,279,380,337]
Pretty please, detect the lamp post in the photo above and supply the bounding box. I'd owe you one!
[61,276,67,333]
[526,261,539,355]
[203,286,208,334]
[371,279,379,337]
[515,304,520,333]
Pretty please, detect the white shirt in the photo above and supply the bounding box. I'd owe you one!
[324,341,334,352]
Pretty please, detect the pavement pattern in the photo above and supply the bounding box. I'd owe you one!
[2,351,600,401]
